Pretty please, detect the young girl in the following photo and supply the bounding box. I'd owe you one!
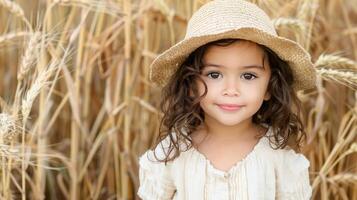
[138,0,316,199]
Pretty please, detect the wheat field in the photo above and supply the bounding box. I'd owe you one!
[0,0,356,199]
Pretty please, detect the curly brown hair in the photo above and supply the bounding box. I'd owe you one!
[151,38,307,164]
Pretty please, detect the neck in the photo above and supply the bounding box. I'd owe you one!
[200,115,262,143]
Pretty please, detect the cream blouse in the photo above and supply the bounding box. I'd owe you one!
[137,126,312,200]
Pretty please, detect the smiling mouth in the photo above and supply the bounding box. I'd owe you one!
[216,104,243,111]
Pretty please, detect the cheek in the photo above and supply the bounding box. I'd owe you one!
[196,80,218,106]
[199,81,221,99]
[242,82,269,100]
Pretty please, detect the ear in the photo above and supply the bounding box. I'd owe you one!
[264,91,271,101]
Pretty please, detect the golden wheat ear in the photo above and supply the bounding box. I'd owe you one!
[0,0,32,30]
[315,54,357,70]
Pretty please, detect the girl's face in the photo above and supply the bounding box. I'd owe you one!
[196,40,271,126]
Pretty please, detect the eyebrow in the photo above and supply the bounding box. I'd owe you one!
[203,62,265,70]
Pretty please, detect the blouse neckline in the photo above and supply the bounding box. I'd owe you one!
[187,126,271,176]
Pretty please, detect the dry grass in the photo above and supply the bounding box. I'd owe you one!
[0,0,356,199]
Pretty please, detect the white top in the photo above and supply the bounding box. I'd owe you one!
[137,126,312,200]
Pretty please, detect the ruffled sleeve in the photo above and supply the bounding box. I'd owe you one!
[275,148,312,200]
[137,141,177,200]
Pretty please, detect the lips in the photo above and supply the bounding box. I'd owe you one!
[216,103,243,111]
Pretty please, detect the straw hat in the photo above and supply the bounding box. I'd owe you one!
[149,0,316,91]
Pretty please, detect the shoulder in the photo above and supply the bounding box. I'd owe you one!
[259,126,310,171]
[137,136,178,199]
[273,146,310,174]
[139,132,187,169]
[268,144,312,197]
[256,127,312,192]
[274,148,312,198]
[257,138,310,177]
[139,135,174,169]
[259,132,310,174]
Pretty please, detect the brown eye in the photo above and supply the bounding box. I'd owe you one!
[241,73,257,80]
[207,72,222,79]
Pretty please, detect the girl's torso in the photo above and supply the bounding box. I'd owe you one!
[137,125,312,200]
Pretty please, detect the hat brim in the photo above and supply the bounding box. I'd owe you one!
[149,27,316,91]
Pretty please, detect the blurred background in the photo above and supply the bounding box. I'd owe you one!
[0,0,356,199]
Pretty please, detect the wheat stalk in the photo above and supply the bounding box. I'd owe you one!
[53,0,123,17]
[0,145,20,158]
[343,27,357,35]
[317,68,357,90]
[19,58,60,200]
[344,143,357,155]
[296,0,319,51]
[315,54,357,70]
[0,97,11,113]
[0,0,32,30]
[21,59,60,121]
[297,0,319,22]
[273,17,306,33]
[0,144,31,166]
[0,0,356,199]
[153,0,172,16]
[17,32,43,82]
[0,113,16,140]
[327,173,357,184]
[0,32,30,45]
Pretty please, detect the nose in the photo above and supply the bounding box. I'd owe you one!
[222,77,240,97]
